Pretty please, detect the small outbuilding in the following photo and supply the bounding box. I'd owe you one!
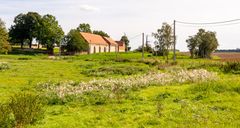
[116,41,126,52]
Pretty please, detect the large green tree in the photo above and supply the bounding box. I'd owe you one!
[9,14,28,48]
[38,14,64,54]
[120,35,130,51]
[66,29,89,54]
[152,23,174,61]
[0,19,11,54]
[186,29,218,58]
[9,12,42,48]
[77,23,92,33]
[93,30,110,37]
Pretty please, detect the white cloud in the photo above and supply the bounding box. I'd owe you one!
[79,4,100,12]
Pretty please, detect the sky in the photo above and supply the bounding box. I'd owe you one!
[0,0,240,51]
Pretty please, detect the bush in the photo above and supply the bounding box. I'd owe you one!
[221,62,240,74]
[9,92,45,127]
[188,82,228,94]
[45,93,66,105]
[80,91,109,105]
[0,62,10,71]
[81,65,147,77]
[115,58,131,62]
[0,103,14,128]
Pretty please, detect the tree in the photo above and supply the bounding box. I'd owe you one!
[120,35,130,51]
[9,12,42,48]
[66,29,89,54]
[0,19,11,54]
[77,23,92,33]
[9,14,28,48]
[152,23,174,61]
[37,14,64,54]
[135,45,153,53]
[186,29,218,58]
[93,30,110,37]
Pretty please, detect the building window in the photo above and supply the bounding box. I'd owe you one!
[94,46,96,53]
[99,46,101,53]
[104,47,106,52]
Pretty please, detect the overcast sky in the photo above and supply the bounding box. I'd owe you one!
[0,0,240,51]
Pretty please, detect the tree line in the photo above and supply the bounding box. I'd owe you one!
[0,12,130,54]
[1,11,218,57]
[150,23,218,60]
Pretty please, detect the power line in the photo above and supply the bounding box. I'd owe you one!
[129,33,142,40]
[176,21,240,28]
[176,19,240,25]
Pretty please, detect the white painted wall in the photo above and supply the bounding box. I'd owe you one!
[89,44,108,54]
[109,46,117,52]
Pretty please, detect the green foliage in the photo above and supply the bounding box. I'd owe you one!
[93,30,110,37]
[38,14,64,54]
[221,62,240,74]
[9,12,42,48]
[0,52,240,127]
[0,62,10,71]
[0,19,11,54]
[81,65,147,77]
[77,23,92,33]
[80,91,109,105]
[76,23,109,38]
[186,29,219,58]
[188,81,228,94]
[66,29,89,53]
[120,35,130,51]
[135,45,153,53]
[9,12,63,51]
[0,103,14,128]
[152,23,174,60]
[9,92,45,127]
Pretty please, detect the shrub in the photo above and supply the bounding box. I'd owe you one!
[233,87,240,94]
[0,103,14,128]
[80,91,109,105]
[139,59,161,66]
[0,62,9,71]
[44,93,66,105]
[221,62,240,74]
[188,81,228,94]
[81,65,147,77]
[39,69,217,104]
[9,92,45,127]
[17,57,32,60]
[115,58,131,62]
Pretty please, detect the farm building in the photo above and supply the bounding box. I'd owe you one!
[116,41,126,52]
[80,32,121,54]
[103,37,118,52]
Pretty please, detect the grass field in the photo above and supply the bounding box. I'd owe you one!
[0,51,240,128]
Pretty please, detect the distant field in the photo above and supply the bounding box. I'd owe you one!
[213,52,240,61]
[0,52,240,128]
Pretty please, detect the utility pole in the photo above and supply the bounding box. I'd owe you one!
[142,33,145,61]
[146,35,148,47]
[146,35,150,52]
[173,20,176,62]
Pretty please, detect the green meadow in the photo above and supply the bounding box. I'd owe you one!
[0,52,240,128]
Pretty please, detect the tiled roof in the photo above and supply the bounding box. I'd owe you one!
[103,37,118,46]
[116,41,125,46]
[80,32,109,45]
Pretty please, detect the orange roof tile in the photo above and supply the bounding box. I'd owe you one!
[80,32,109,45]
[103,37,118,46]
[116,41,125,46]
